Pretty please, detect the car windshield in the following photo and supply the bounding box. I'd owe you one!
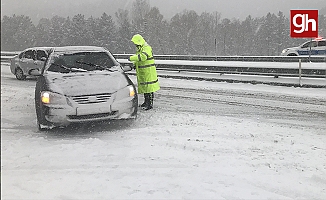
[47,51,118,73]
[301,41,317,48]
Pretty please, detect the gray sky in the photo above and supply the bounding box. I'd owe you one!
[1,0,326,23]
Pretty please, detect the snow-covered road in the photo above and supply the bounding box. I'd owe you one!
[1,63,326,199]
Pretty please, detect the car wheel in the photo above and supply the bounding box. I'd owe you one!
[35,96,53,131]
[37,119,50,131]
[36,107,52,131]
[36,110,54,131]
[288,53,298,56]
[15,68,26,80]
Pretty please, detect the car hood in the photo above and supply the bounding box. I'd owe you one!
[285,46,300,51]
[45,71,129,96]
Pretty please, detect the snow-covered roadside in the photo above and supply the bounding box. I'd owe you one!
[2,109,326,199]
[1,63,326,199]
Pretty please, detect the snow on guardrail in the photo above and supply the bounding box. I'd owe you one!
[114,54,326,63]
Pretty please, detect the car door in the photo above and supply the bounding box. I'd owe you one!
[20,49,36,74]
[297,41,318,55]
[297,41,309,55]
[316,40,326,55]
[34,49,48,71]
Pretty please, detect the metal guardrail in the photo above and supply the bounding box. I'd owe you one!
[115,54,326,78]
[118,59,326,79]
[2,51,326,79]
[1,56,14,61]
[114,54,326,63]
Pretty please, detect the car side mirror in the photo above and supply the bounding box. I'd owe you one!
[122,65,133,72]
[29,69,41,76]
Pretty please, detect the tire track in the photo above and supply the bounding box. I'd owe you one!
[158,86,326,115]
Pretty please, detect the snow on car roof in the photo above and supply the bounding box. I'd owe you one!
[52,46,106,52]
[24,47,54,51]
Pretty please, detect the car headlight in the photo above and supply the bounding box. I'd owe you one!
[41,91,67,105]
[129,86,135,97]
[115,85,135,100]
[282,49,288,54]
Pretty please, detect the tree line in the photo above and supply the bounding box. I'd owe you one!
[1,0,326,56]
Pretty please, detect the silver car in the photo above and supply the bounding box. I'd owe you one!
[281,38,326,56]
[10,47,53,80]
[31,46,138,131]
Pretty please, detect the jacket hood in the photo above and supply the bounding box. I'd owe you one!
[131,34,146,46]
[46,71,128,96]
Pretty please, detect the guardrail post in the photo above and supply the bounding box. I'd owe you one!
[299,59,302,87]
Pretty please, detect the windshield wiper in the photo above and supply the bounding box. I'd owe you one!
[51,63,87,72]
[70,67,87,72]
[75,61,114,72]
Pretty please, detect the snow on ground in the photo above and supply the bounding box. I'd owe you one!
[1,63,326,199]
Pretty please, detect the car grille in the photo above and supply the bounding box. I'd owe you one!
[72,93,112,104]
[68,111,118,120]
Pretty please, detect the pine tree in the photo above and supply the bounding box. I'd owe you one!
[98,13,117,52]
[35,18,52,46]
[48,16,66,46]
[115,9,133,53]
[144,7,167,54]
[67,14,93,46]
[1,15,36,50]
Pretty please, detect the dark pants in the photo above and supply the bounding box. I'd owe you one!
[143,92,154,108]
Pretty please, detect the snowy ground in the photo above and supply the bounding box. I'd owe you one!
[1,63,326,199]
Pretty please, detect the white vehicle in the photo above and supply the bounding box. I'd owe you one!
[10,47,53,80]
[31,46,138,131]
[281,38,326,56]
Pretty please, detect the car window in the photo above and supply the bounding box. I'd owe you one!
[18,52,24,59]
[36,50,47,61]
[311,41,317,47]
[302,41,317,48]
[317,41,326,47]
[301,42,309,48]
[83,52,115,68]
[24,50,35,60]
[47,58,70,73]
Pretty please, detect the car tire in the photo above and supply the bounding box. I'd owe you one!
[15,67,26,80]
[36,107,54,131]
[37,119,50,131]
[132,106,138,119]
[35,93,53,131]
[287,53,298,56]
[36,105,52,131]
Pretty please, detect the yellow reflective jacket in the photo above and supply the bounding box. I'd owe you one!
[129,34,160,94]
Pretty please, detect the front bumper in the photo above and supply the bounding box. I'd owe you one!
[44,96,136,126]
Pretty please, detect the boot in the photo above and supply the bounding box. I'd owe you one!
[143,93,153,110]
[140,94,149,107]
[150,92,154,107]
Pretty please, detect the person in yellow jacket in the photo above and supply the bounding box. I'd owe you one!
[128,34,160,110]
